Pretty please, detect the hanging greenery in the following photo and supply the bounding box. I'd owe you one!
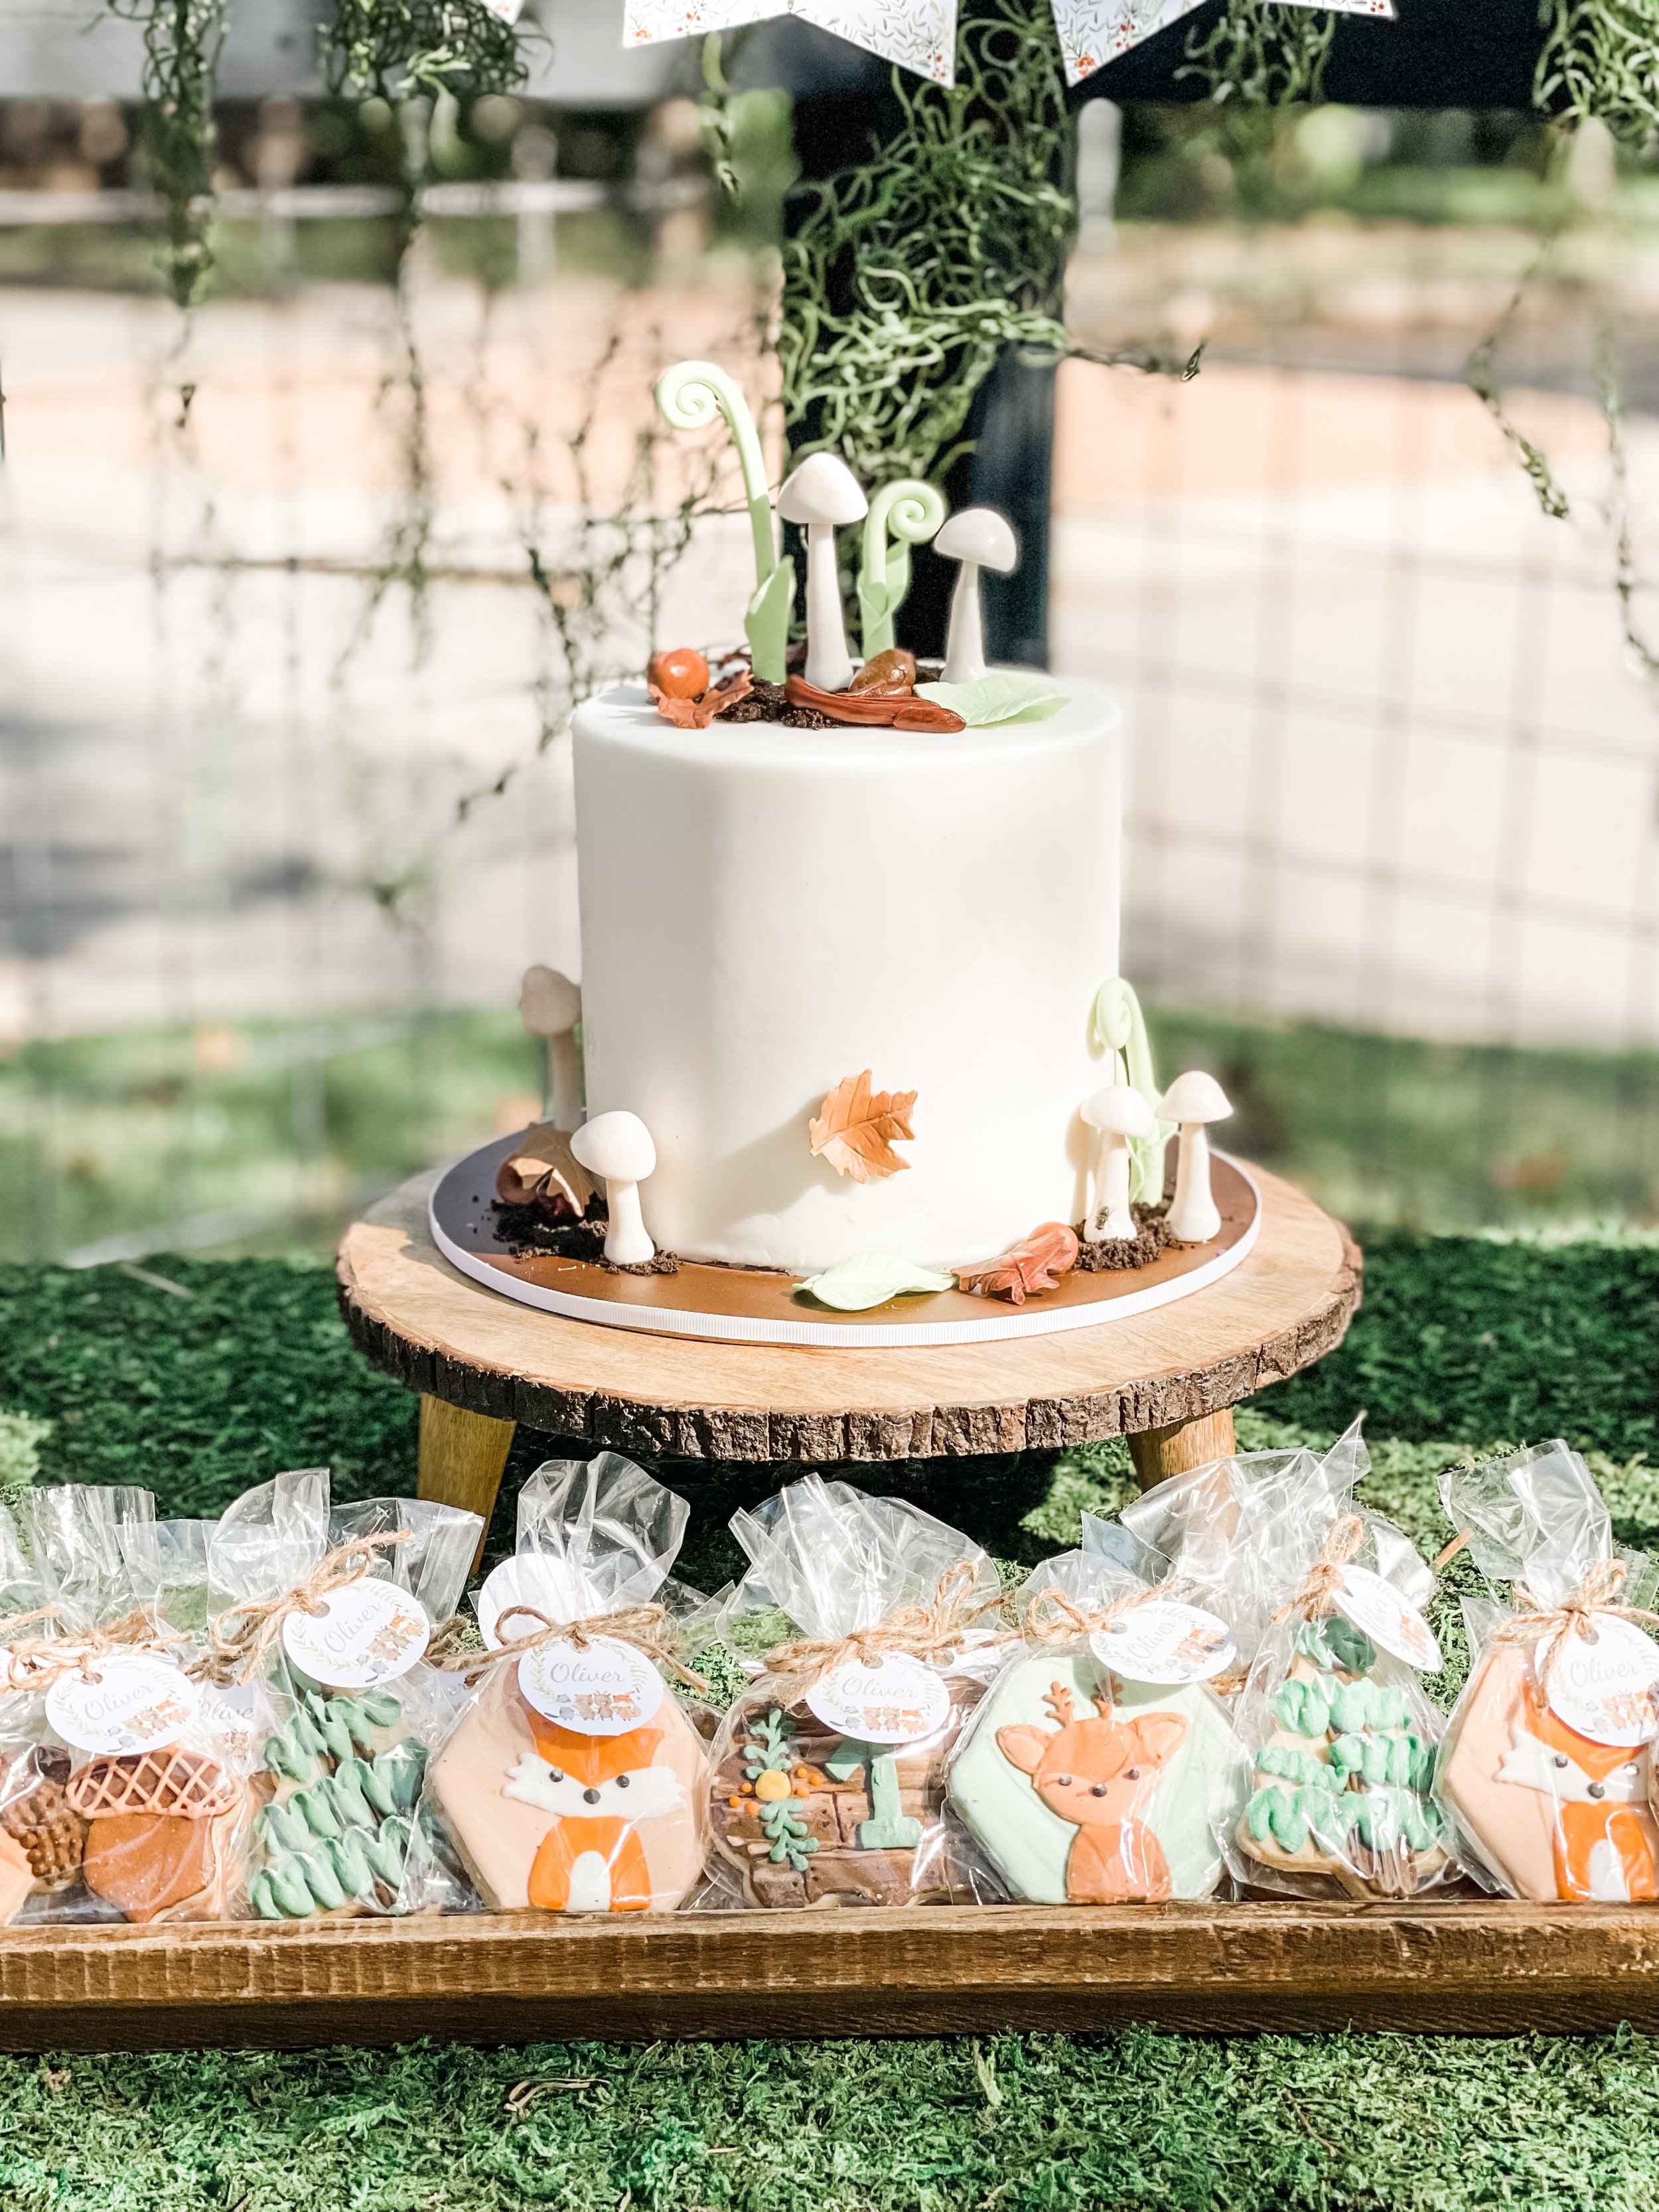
[1536,0,1659,142]
[764,0,1197,493]
[321,0,531,105]
[109,0,228,309]
[1181,0,1336,106]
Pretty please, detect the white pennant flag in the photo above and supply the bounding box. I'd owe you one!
[625,1,959,87]
[624,0,1393,98]
[1050,0,1394,88]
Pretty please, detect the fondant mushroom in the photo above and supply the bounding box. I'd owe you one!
[936,507,1019,684]
[777,453,867,694]
[1081,1084,1157,1242]
[519,966,583,1131]
[570,1110,657,1265]
[1157,1070,1233,1244]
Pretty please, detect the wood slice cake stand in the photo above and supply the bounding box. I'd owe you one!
[335,1155,1363,1532]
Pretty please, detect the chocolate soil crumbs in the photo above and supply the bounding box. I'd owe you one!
[1074,1205,1173,1272]
[718,679,837,730]
[490,1200,679,1275]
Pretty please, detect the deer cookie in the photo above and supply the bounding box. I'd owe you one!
[1439,1641,1659,1903]
[429,1659,708,1913]
[948,1651,1235,1902]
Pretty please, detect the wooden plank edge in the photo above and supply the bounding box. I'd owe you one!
[0,1899,1652,2049]
[334,1208,1364,1463]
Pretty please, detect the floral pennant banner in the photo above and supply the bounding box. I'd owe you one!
[624,1,958,86]
[625,0,1392,93]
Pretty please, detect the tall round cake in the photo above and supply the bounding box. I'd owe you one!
[571,674,1123,1273]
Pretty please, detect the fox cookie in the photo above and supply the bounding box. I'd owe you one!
[1439,1641,1659,1902]
[430,1662,708,1913]
[709,1683,983,1907]
[1238,1616,1447,1899]
[949,1652,1234,1902]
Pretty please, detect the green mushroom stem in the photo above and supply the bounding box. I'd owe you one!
[654,358,796,684]
[857,479,947,659]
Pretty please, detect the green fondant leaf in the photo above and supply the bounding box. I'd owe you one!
[914,674,1066,727]
[796,1253,956,1312]
[745,559,796,687]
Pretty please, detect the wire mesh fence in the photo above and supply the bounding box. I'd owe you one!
[7,127,1659,1259]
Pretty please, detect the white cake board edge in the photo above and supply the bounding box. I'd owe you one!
[427,1159,1262,1349]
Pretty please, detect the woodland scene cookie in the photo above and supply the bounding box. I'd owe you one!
[1237,1616,1446,1899]
[1439,1641,1659,1903]
[948,1652,1234,1903]
[709,1684,981,1907]
[429,1661,708,1913]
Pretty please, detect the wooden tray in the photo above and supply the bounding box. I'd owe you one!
[1,1901,1654,2050]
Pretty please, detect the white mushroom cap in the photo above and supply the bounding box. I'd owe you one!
[519,965,581,1037]
[1158,1070,1232,1125]
[776,451,869,528]
[934,506,1018,574]
[571,1109,656,1182]
[1081,1084,1157,1139]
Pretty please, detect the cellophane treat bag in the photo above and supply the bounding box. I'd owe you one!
[948,1542,1249,1902]
[1135,1423,1460,1899]
[1435,1441,1659,1902]
[706,1476,1008,1908]
[203,1471,482,1922]
[425,1452,711,1915]
[0,1483,254,1926]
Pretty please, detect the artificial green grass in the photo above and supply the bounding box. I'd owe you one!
[3,1231,1659,2211]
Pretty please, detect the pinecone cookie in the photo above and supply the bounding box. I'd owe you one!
[0,1751,88,1892]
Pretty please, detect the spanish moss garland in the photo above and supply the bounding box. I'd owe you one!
[1181,0,1336,106]
[108,0,228,309]
[1536,0,1659,141]
[772,0,1194,493]
[321,0,530,103]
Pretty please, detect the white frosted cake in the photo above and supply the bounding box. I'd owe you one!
[571,674,1123,1273]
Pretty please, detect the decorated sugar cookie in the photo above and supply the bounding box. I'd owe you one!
[1236,1615,1447,1898]
[246,1687,425,1920]
[950,1651,1233,1902]
[429,1659,707,1913]
[71,1745,248,1923]
[1439,1641,1659,1903]
[709,1676,982,1907]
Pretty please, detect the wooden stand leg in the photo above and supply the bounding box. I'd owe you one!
[417,1396,516,1558]
[1127,1407,1236,1490]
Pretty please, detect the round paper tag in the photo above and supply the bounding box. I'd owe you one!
[46,1654,201,1755]
[1548,1613,1659,1747]
[1088,1600,1236,1686]
[517,1635,665,1736]
[1333,1566,1443,1672]
[475,1555,574,1651]
[282,1579,431,1689]
[805,1652,951,1746]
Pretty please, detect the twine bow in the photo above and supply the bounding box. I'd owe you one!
[193,1530,411,1686]
[1488,1558,1659,1702]
[1271,1512,1366,1625]
[0,1604,191,1692]
[763,1559,1001,1681]
[428,1601,709,1696]
[1021,1578,1188,1647]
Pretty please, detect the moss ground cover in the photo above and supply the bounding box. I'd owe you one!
[1,1231,1658,2209]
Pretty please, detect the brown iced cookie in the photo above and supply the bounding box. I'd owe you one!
[709,1685,981,1908]
[70,1748,245,1924]
[0,1832,31,1926]
[1,1751,88,1891]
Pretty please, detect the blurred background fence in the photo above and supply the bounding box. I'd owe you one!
[9,10,1659,1262]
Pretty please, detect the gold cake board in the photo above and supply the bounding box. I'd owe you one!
[335,1155,1361,1530]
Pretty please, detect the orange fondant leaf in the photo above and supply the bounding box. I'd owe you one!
[808,1070,918,1183]
[650,670,753,730]
[956,1222,1080,1305]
